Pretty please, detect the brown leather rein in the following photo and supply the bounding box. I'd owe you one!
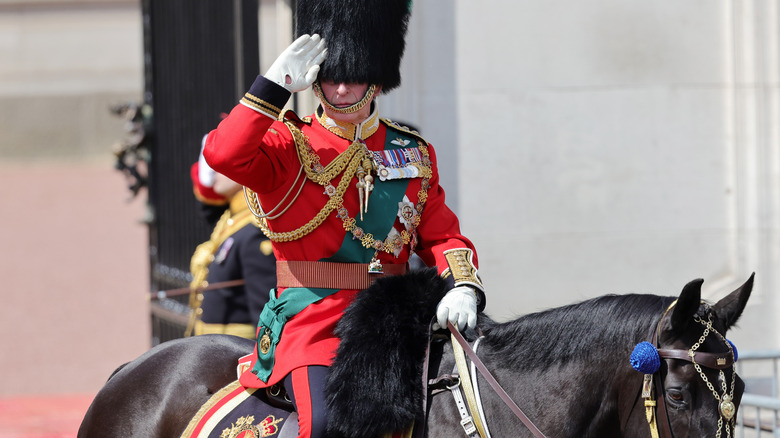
[447,322,547,438]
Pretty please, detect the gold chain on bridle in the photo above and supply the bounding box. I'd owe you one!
[689,313,737,438]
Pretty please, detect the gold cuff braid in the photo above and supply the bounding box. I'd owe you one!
[442,248,484,292]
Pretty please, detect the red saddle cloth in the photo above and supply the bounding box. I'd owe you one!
[181,380,292,438]
[181,378,413,438]
[184,354,414,438]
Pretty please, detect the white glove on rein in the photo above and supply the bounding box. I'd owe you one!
[265,34,327,93]
[434,285,478,332]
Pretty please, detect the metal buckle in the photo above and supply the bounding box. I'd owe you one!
[460,417,477,435]
[641,374,653,398]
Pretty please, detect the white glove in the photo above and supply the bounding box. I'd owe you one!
[265,34,327,93]
[434,286,478,332]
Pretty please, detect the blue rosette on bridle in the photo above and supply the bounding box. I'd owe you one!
[630,341,661,374]
[728,339,738,362]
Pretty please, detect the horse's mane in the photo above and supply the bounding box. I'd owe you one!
[481,293,677,370]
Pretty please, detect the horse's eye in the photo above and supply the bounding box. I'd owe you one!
[667,389,686,406]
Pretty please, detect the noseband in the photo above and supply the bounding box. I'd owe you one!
[630,301,738,438]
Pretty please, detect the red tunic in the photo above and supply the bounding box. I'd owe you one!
[204,76,479,388]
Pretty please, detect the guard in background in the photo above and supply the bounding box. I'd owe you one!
[187,136,276,339]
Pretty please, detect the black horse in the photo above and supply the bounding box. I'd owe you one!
[79,271,753,437]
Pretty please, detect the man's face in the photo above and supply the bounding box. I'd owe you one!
[318,81,381,123]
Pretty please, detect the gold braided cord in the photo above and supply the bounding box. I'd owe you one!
[243,164,307,221]
[244,121,362,242]
[252,149,361,242]
[290,122,365,185]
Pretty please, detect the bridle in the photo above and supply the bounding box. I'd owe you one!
[631,301,738,438]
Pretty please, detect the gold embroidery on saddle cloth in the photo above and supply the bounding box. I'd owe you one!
[181,381,257,438]
[221,415,284,438]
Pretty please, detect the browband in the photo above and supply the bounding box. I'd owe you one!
[656,348,734,370]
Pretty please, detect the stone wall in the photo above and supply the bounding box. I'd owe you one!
[383,1,779,352]
[0,0,142,162]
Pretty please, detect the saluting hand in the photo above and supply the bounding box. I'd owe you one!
[265,34,327,93]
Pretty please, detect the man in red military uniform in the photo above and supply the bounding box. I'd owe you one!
[204,1,485,436]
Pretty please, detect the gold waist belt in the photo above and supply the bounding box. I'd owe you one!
[276,261,408,290]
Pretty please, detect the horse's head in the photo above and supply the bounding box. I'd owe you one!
[633,274,753,438]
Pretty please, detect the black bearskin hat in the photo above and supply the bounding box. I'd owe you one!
[296,0,411,92]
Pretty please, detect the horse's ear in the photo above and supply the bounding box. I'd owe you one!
[670,278,704,334]
[712,272,754,331]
